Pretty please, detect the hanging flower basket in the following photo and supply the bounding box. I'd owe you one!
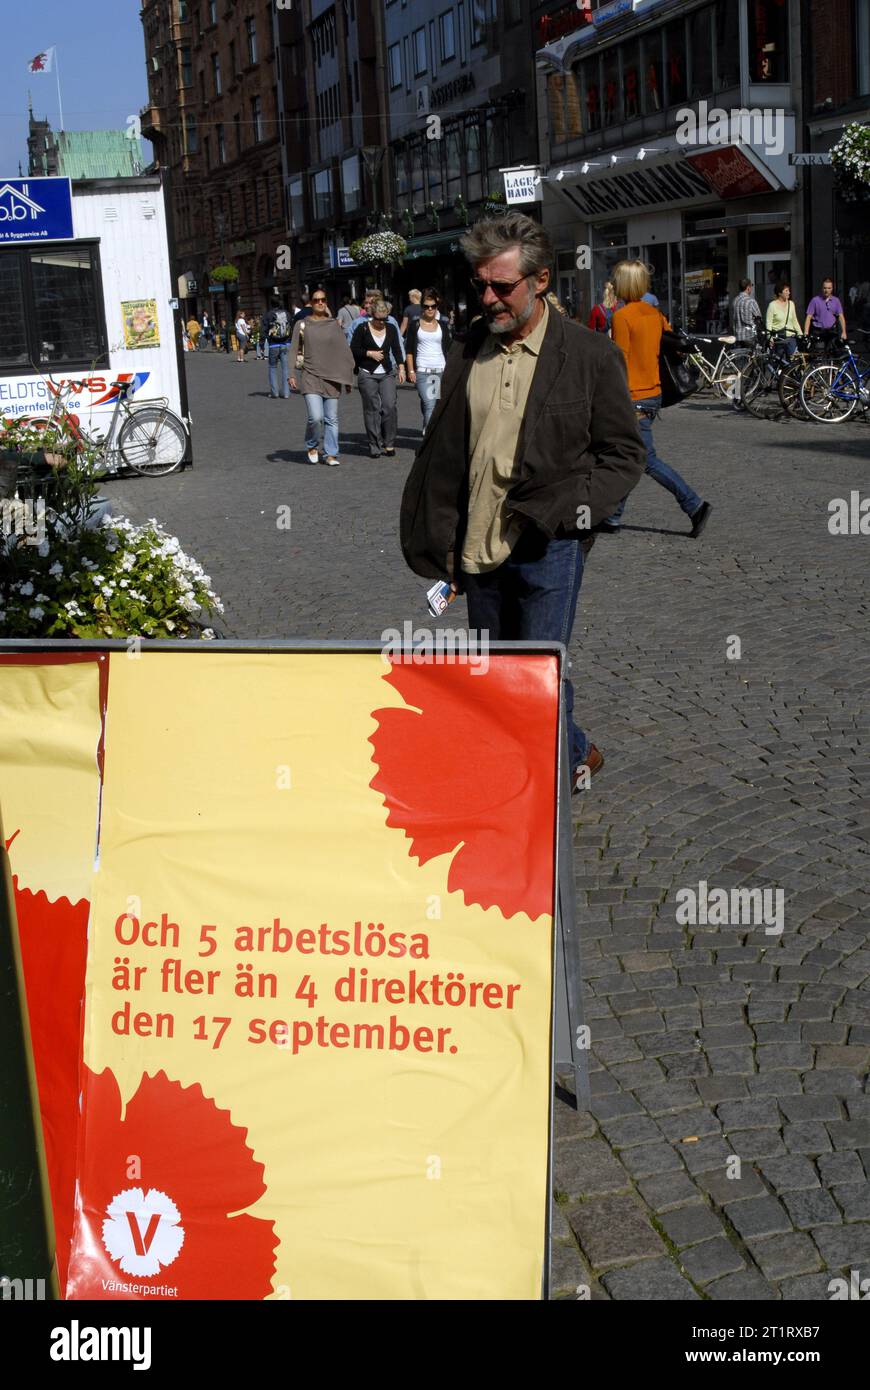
[209,263,239,283]
[348,232,407,267]
[830,123,870,205]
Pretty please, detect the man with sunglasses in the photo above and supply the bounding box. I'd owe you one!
[400,212,646,791]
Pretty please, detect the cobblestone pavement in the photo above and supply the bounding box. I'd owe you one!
[111,351,870,1301]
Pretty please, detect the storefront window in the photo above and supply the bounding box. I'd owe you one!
[622,39,641,120]
[689,6,714,99]
[466,121,482,203]
[683,235,730,334]
[748,0,790,82]
[410,144,425,212]
[582,56,601,132]
[665,20,688,106]
[715,0,741,90]
[310,168,333,221]
[565,69,583,138]
[426,141,442,205]
[548,74,566,144]
[0,255,28,366]
[485,114,507,181]
[592,223,628,310]
[32,249,103,365]
[288,176,304,231]
[643,31,664,114]
[394,147,410,203]
[341,153,361,213]
[446,129,463,202]
[859,0,870,95]
[603,48,621,126]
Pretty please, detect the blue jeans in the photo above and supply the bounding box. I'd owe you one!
[462,529,591,771]
[304,394,339,457]
[268,343,289,398]
[610,396,702,523]
[416,370,443,429]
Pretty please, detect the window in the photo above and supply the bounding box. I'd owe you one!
[471,0,486,45]
[582,55,601,131]
[217,123,226,162]
[235,113,242,154]
[178,0,188,19]
[860,0,870,95]
[0,246,107,372]
[603,48,620,125]
[445,128,462,201]
[410,143,425,211]
[388,43,402,89]
[288,176,304,231]
[246,16,257,65]
[341,153,362,212]
[485,113,506,180]
[426,140,442,204]
[251,96,263,141]
[689,6,714,98]
[665,19,687,104]
[208,0,217,22]
[311,167,333,220]
[564,70,583,138]
[185,112,199,153]
[505,0,522,23]
[181,45,192,86]
[622,39,641,119]
[413,27,427,75]
[0,256,28,367]
[715,0,741,91]
[439,10,455,61]
[394,146,410,201]
[465,119,481,201]
[548,74,566,144]
[643,32,663,113]
[748,0,790,82]
[212,52,221,95]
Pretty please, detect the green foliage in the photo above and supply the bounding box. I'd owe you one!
[209,263,240,283]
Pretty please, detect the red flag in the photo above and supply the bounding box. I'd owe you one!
[28,47,55,74]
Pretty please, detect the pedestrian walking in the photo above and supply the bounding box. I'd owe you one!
[351,297,406,457]
[288,289,355,465]
[252,319,264,360]
[804,276,848,344]
[262,295,293,399]
[400,213,647,791]
[588,282,618,334]
[400,289,423,337]
[235,312,251,362]
[201,311,212,349]
[186,315,201,351]
[404,289,452,432]
[337,294,361,333]
[732,278,762,343]
[347,290,406,358]
[766,281,801,360]
[604,259,711,538]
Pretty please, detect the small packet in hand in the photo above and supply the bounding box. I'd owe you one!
[426,581,455,618]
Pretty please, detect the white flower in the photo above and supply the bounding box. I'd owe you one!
[49,561,64,578]
[82,557,97,571]
[19,581,34,597]
[119,578,130,588]
[28,605,45,620]
[37,540,50,557]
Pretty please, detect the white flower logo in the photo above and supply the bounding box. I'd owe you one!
[101,1186,185,1276]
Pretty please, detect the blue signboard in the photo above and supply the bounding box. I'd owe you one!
[329,245,358,269]
[0,177,74,244]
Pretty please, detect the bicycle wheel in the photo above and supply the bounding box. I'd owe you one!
[800,363,858,423]
[778,361,811,419]
[739,359,772,415]
[118,407,187,475]
[714,348,752,400]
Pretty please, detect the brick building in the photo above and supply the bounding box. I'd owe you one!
[140,0,289,327]
[802,0,870,319]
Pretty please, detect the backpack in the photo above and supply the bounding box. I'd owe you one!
[268,309,290,341]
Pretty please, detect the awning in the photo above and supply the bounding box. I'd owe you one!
[405,229,464,260]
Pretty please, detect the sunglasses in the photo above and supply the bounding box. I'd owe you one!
[471,274,530,297]
[423,303,438,309]
[312,298,327,304]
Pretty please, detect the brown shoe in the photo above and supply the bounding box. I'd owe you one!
[572,744,604,793]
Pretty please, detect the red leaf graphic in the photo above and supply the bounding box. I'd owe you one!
[67,1067,278,1300]
[7,830,89,1293]
[368,657,559,920]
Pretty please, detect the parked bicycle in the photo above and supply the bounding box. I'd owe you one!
[799,328,870,423]
[735,327,804,417]
[19,374,188,478]
[685,333,751,399]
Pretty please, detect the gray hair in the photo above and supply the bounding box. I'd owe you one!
[460,213,553,278]
[371,298,390,318]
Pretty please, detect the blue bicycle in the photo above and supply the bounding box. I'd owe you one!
[800,328,870,422]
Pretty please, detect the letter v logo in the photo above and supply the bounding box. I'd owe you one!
[125,1209,161,1256]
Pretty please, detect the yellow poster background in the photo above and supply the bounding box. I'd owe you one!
[82,652,554,1300]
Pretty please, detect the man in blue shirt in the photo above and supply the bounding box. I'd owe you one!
[347,289,406,358]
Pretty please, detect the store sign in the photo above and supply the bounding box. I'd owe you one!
[0,176,73,243]
[685,147,774,199]
[790,152,832,166]
[536,5,593,46]
[503,168,543,205]
[329,246,358,269]
[431,73,474,109]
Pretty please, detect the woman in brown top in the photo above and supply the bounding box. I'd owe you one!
[289,291,356,465]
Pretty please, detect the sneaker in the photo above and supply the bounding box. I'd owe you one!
[383,447,396,457]
[307,449,319,464]
[369,451,381,459]
[323,457,340,466]
[690,501,712,539]
[598,521,621,534]
[572,744,605,794]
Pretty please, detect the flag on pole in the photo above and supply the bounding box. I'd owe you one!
[28,47,56,74]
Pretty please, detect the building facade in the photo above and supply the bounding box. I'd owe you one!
[382,0,538,317]
[802,0,870,327]
[140,0,287,326]
[27,113,146,179]
[534,0,805,331]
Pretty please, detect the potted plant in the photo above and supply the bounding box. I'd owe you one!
[830,122,870,205]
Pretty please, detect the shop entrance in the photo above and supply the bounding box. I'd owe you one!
[748,255,792,309]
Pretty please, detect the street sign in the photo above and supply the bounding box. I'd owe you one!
[790,153,832,166]
[329,246,358,269]
[503,168,542,204]
[0,176,73,243]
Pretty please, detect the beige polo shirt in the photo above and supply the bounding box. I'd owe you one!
[461,300,549,574]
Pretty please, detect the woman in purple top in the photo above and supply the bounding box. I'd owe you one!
[804,278,847,342]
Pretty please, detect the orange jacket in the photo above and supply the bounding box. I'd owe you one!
[611,301,669,400]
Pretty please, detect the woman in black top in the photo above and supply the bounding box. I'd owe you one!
[350,298,405,457]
